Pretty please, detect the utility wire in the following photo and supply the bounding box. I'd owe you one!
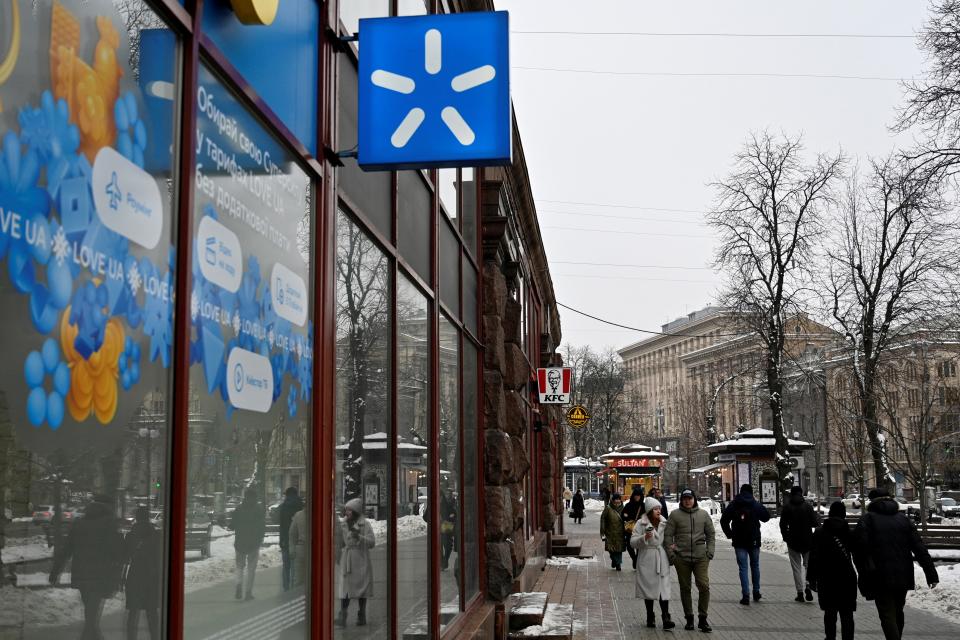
[557,302,747,338]
[555,273,716,284]
[514,66,903,82]
[543,225,712,239]
[552,260,713,271]
[536,199,708,215]
[538,209,709,226]
[511,30,916,39]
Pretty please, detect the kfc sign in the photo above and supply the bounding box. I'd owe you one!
[537,367,572,404]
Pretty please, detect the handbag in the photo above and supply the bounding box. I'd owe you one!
[441,520,455,534]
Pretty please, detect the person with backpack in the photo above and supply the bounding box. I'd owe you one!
[664,489,716,633]
[807,502,857,640]
[123,506,162,640]
[232,487,266,601]
[780,485,819,602]
[853,487,939,640]
[719,483,770,606]
[600,493,626,571]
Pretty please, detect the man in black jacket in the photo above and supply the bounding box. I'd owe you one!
[621,487,645,569]
[277,487,304,591]
[232,487,266,601]
[720,484,770,605]
[854,487,939,640]
[780,485,819,602]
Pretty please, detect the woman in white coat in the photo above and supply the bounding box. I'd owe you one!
[335,498,376,627]
[631,497,675,630]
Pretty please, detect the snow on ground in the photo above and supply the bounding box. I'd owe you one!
[0,584,125,629]
[583,499,605,512]
[1,536,52,564]
[368,515,427,546]
[545,556,597,567]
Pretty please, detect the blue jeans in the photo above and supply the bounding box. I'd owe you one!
[281,546,292,591]
[734,546,760,598]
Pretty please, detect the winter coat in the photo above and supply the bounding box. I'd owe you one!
[600,504,626,552]
[720,493,770,549]
[123,521,161,610]
[277,494,304,550]
[571,492,585,518]
[853,497,938,599]
[50,501,123,597]
[780,494,819,553]
[657,496,669,518]
[631,514,671,600]
[232,498,266,553]
[807,516,857,612]
[664,503,716,563]
[288,509,308,587]
[336,515,375,598]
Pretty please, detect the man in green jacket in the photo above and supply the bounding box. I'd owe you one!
[664,489,716,633]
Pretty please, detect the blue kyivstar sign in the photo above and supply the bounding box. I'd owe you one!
[358,11,511,170]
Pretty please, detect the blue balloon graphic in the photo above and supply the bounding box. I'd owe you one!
[27,387,46,426]
[47,391,64,430]
[53,361,70,396]
[41,338,59,373]
[24,351,44,387]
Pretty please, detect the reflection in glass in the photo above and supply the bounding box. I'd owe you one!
[396,276,431,636]
[183,64,312,639]
[0,1,176,636]
[339,0,389,34]
[398,172,431,283]
[462,342,480,601]
[461,168,478,256]
[438,316,461,621]
[334,211,391,637]
[438,169,457,222]
[397,0,428,16]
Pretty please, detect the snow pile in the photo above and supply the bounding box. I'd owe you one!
[368,515,428,546]
[907,562,960,622]
[546,556,597,567]
[760,517,788,555]
[583,498,606,512]
[1,536,53,564]
[0,586,125,629]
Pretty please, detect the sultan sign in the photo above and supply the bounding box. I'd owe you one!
[358,11,511,169]
[607,458,661,468]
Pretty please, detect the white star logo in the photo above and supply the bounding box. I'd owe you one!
[371,28,496,148]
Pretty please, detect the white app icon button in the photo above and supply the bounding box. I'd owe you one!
[226,347,274,413]
[197,216,242,293]
[271,262,308,327]
[92,147,164,249]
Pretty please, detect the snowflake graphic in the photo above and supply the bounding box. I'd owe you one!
[190,289,200,321]
[232,310,241,334]
[51,226,70,266]
[370,29,496,148]
[126,261,142,296]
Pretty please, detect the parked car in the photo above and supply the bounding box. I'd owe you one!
[31,505,55,526]
[937,497,959,518]
[841,493,863,510]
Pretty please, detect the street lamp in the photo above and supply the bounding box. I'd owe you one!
[139,426,161,508]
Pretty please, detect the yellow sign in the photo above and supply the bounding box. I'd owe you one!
[230,0,280,25]
[565,405,590,429]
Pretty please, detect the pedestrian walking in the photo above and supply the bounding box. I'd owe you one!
[649,486,669,518]
[631,497,675,630]
[571,488,585,524]
[853,487,939,640]
[719,483,770,606]
[288,504,308,588]
[232,487,266,601]
[621,487,645,569]
[49,494,123,640]
[336,498,375,627]
[600,486,611,506]
[600,493,626,571]
[562,486,573,509]
[123,507,161,640]
[439,486,457,571]
[277,486,304,592]
[807,502,857,640]
[664,489,715,633]
[780,485,819,602]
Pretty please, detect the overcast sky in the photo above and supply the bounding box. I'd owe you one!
[494,0,932,353]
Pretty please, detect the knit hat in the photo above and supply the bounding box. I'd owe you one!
[610,493,622,502]
[345,498,363,515]
[829,501,846,519]
[644,497,661,514]
[790,486,803,496]
[631,486,645,499]
[867,487,889,501]
[740,483,753,496]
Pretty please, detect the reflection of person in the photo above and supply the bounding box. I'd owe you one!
[335,498,375,627]
[631,497,675,630]
[277,487,304,592]
[124,507,161,640]
[571,489,585,524]
[664,489,715,633]
[440,487,457,571]
[288,505,308,588]
[49,494,123,640]
[232,487,266,601]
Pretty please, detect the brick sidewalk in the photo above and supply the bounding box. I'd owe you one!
[534,509,960,639]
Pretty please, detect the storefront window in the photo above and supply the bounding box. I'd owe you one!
[0,0,177,636]
[396,274,430,636]
[463,260,478,336]
[334,210,391,637]
[462,341,480,601]
[438,316,460,619]
[437,169,457,223]
[440,221,459,317]
[339,0,389,35]
[182,64,312,638]
[398,172,431,284]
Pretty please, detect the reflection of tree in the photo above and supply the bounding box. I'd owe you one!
[114,0,164,81]
[336,214,389,502]
[438,321,458,490]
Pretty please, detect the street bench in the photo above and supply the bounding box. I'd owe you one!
[185,523,212,558]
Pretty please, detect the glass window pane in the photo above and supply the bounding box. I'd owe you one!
[461,168,477,257]
[462,342,479,600]
[440,222,459,318]
[340,0,389,34]
[397,0,428,16]
[438,169,457,223]
[334,211,391,638]
[338,57,392,239]
[463,261,478,336]
[438,317,460,620]
[0,1,178,636]
[398,172,431,283]
[396,276,430,636]
[184,64,312,638]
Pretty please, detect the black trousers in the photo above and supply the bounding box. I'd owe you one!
[625,535,638,568]
[874,590,907,640]
[823,609,854,640]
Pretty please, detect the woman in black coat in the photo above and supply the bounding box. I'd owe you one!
[124,507,162,639]
[807,502,857,640]
[571,489,585,524]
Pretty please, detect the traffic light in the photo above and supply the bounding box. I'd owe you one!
[154,478,161,489]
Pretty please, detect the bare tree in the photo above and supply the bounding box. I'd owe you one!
[825,156,957,492]
[708,131,843,498]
